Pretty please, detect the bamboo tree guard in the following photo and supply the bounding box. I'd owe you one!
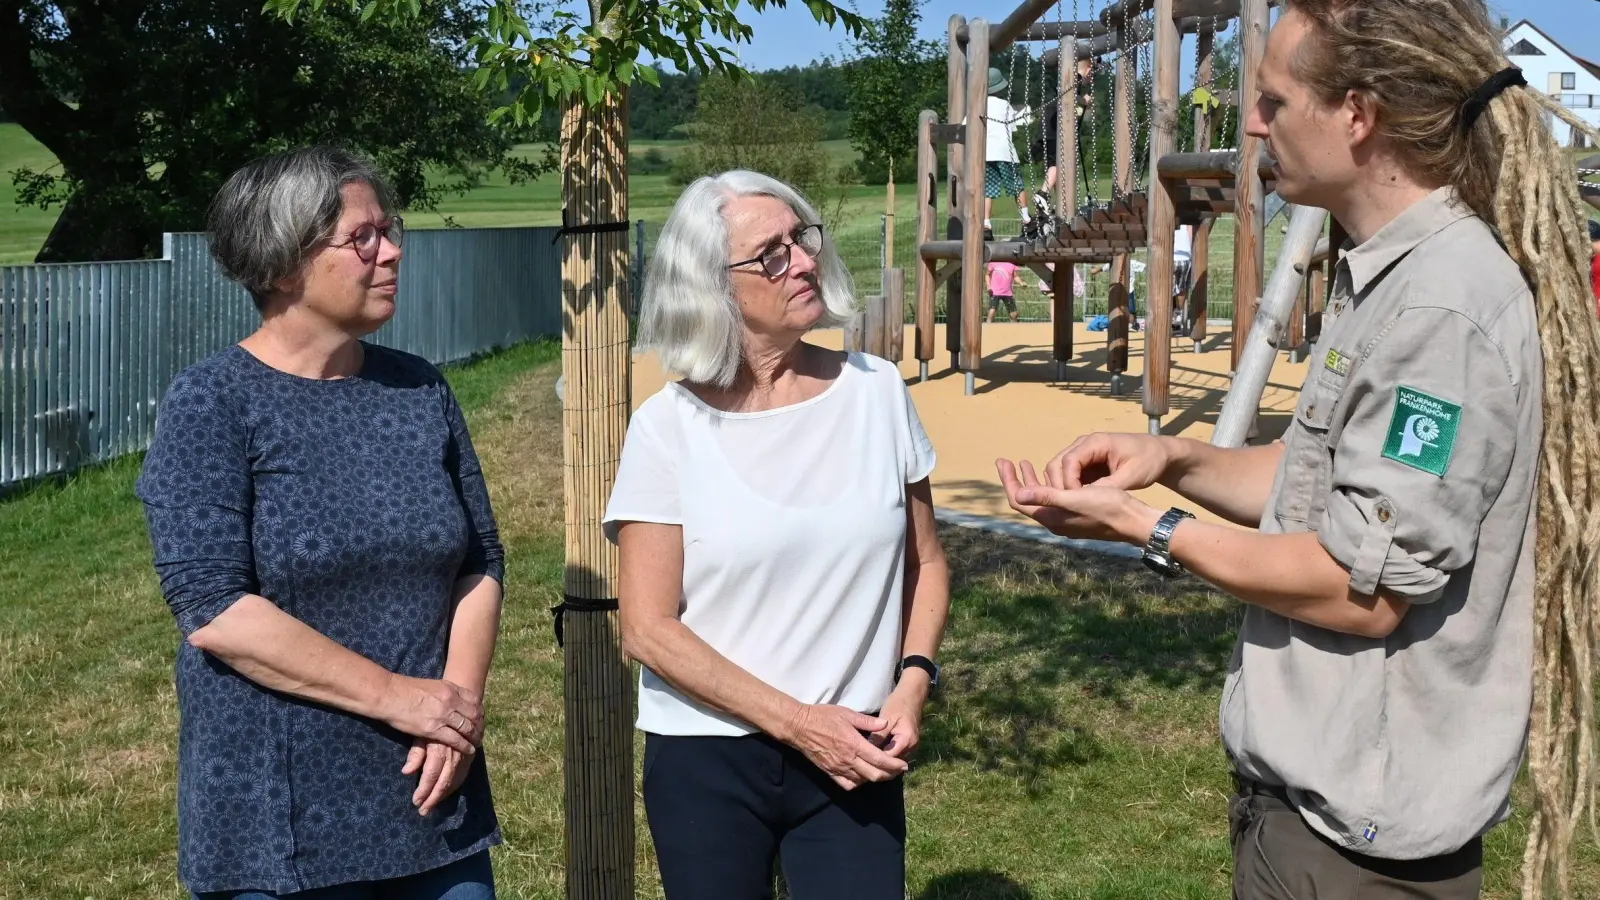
[1231,0,1269,375]
[558,93,635,900]
[1188,26,1215,353]
[960,18,991,396]
[946,15,969,373]
[1141,0,1181,435]
[1052,36,1078,379]
[1106,20,1135,395]
[915,110,939,380]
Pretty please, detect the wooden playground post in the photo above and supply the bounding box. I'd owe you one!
[960,18,990,396]
[1106,19,1134,395]
[914,110,938,380]
[558,93,635,900]
[1287,284,1306,361]
[1231,0,1269,375]
[1306,266,1325,348]
[1142,0,1181,436]
[1052,35,1078,379]
[1188,26,1215,354]
[946,15,968,374]
[883,267,907,362]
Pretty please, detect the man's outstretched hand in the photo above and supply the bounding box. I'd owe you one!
[996,458,1161,545]
[1041,432,1173,493]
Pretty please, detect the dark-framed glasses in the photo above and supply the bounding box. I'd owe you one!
[333,216,405,263]
[729,223,824,278]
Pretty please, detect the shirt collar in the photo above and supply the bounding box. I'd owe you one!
[1339,187,1475,296]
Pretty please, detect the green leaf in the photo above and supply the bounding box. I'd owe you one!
[637,64,660,88]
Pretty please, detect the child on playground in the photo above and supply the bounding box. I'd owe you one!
[987,260,1020,323]
[976,67,1034,240]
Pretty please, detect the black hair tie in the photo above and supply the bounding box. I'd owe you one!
[1460,67,1527,133]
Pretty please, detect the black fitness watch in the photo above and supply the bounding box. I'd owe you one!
[1140,507,1195,578]
[896,655,940,688]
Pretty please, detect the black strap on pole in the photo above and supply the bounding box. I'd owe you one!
[550,595,621,647]
[552,208,631,244]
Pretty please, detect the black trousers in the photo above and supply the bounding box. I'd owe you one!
[642,732,906,900]
[1230,777,1483,899]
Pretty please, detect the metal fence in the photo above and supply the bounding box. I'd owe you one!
[2,227,563,489]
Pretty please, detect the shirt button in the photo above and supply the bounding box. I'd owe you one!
[1377,506,1392,523]
[1307,405,1316,418]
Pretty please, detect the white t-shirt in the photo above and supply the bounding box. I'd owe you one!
[602,353,937,737]
[1173,226,1193,260]
[962,96,1032,164]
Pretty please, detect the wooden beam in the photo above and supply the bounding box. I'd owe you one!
[946,15,967,368]
[1157,149,1276,181]
[914,110,939,367]
[1019,20,1111,41]
[1188,29,1214,355]
[1107,19,1134,390]
[1100,0,1277,27]
[989,0,1070,51]
[1231,0,1268,375]
[1040,32,1123,65]
[961,18,990,393]
[1142,0,1181,433]
[1054,44,1078,370]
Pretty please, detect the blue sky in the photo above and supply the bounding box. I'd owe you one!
[689,0,1600,72]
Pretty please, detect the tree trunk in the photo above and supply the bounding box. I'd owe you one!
[558,80,636,900]
[33,187,159,263]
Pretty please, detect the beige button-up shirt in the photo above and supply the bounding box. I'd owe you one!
[1221,188,1542,860]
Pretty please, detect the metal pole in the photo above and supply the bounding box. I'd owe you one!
[1212,205,1327,448]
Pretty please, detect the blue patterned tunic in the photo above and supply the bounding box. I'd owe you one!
[136,343,504,894]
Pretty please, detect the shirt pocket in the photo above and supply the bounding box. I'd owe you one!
[1274,371,1345,526]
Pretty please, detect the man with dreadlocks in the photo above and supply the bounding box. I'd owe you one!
[993,1,1600,897]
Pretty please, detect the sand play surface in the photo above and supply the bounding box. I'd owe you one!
[628,322,1311,532]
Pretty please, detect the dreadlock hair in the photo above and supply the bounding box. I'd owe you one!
[1280,1,1600,896]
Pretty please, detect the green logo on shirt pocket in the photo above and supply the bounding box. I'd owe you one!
[1381,386,1460,477]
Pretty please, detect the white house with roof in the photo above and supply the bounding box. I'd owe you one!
[1504,20,1600,148]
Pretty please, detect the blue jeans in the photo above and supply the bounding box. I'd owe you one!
[194,851,494,900]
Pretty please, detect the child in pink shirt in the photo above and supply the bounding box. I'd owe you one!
[987,260,1020,323]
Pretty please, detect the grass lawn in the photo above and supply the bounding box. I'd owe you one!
[1,340,1593,898]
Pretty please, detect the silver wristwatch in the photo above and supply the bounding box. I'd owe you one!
[1141,507,1195,577]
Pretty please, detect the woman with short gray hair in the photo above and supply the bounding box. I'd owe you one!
[136,146,504,899]
[604,170,951,899]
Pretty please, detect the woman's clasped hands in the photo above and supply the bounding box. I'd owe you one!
[377,674,485,817]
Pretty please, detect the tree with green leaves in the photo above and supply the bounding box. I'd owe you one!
[265,1,865,895]
[0,0,543,263]
[672,73,853,231]
[839,0,942,267]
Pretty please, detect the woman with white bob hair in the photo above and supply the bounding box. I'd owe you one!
[603,170,951,899]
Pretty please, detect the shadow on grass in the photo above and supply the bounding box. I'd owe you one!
[918,523,1239,792]
[916,870,1034,900]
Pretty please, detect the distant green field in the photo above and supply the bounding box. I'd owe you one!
[1,124,1286,325]
[0,124,64,265]
[0,128,886,264]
